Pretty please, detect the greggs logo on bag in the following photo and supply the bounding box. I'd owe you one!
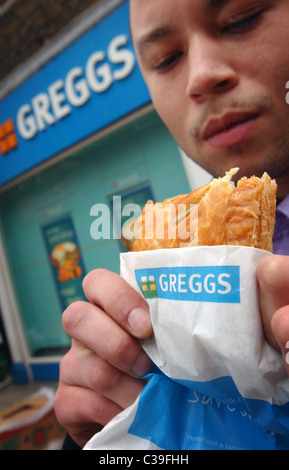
[135,266,240,304]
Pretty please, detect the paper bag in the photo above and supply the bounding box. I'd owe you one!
[84,246,289,450]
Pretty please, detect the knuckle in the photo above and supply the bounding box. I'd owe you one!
[53,389,62,415]
[87,394,118,426]
[62,301,88,335]
[53,387,69,427]
[82,268,109,294]
[89,359,118,394]
[107,333,137,368]
[115,283,135,308]
[58,350,73,377]
[54,356,75,425]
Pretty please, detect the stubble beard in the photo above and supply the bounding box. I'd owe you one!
[185,94,289,182]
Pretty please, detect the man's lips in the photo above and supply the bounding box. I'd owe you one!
[203,112,260,149]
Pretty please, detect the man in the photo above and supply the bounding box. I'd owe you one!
[54,0,289,448]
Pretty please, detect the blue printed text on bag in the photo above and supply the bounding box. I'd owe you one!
[135,266,240,303]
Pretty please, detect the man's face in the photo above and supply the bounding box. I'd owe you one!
[130,0,289,183]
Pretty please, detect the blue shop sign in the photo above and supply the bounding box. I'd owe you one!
[0,1,150,187]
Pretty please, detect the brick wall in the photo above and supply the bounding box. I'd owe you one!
[0,0,101,82]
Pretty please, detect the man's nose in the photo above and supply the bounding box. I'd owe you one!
[186,36,238,101]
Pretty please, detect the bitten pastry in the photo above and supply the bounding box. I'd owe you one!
[131,168,277,253]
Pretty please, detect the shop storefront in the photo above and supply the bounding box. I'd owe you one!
[0,0,209,382]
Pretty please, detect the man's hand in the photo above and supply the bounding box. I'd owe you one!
[257,255,289,374]
[55,256,289,448]
[54,269,153,448]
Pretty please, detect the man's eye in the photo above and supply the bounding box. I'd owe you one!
[154,51,183,72]
[222,9,264,34]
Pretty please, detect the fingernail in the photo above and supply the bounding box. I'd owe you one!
[128,307,151,335]
[132,350,152,378]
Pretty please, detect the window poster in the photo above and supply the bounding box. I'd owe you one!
[109,184,154,252]
[42,215,86,312]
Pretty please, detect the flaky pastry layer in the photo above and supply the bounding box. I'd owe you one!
[131,168,277,253]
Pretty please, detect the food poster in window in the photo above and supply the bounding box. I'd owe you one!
[42,215,86,311]
[108,184,154,252]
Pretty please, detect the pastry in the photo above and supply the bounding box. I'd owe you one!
[131,168,277,253]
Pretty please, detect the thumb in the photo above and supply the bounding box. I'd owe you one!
[271,306,289,376]
[257,255,289,349]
